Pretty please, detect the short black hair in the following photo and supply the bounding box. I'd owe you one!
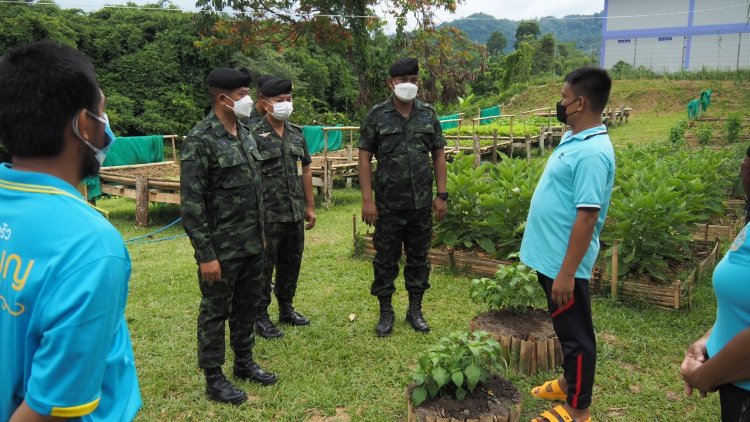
[0,41,100,158]
[564,67,612,114]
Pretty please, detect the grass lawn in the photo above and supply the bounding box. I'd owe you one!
[105,186,722,421]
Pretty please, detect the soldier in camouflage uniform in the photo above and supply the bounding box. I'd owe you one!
[252,78,316,339]
[180,68,277,406]
[240,75,273,129]
[358,58,448,337]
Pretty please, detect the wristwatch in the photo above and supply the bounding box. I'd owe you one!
[436,192,449,201]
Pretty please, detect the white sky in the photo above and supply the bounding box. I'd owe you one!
[56,0,605,23]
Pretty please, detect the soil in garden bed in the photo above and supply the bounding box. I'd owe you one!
[102,163,180,181]
[411,376,521,421]
[472,308,555,341]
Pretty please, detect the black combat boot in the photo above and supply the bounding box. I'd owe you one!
[255,309,283,339]
[233,353,277,385]
[375,295,395,337]
[278,301,310,326]
[204,367,248,405]
[406,291,430,332]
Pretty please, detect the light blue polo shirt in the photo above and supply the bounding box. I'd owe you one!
[706,223,750,391]
[0,164,141,421]
[520,125,615,280]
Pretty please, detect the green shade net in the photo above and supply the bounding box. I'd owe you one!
[700,89,713,112]
[479,105,501,125]
[302,125,343,155]
[85,135,165,199]
[687,99,701,121]
[439,114,461,130]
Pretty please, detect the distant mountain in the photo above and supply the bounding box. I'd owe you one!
[439,12,603,54]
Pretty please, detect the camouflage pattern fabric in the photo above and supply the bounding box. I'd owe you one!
[252,118,311,223]
[180,110,265,262]
[358,96,446,210]
[258,220,305,312]
[370,208,432,297]
[240,108,264,130]
[197,253,264,368]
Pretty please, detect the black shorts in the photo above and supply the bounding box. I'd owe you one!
[720,383,750,422]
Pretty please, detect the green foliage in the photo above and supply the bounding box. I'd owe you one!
[725,113,744,144]
[667,119,689,144]
[514,20,540,48]
[486,31,507,56]
[602,144,737,281]
[434,154,544,259]
[410,331,505,406]
[695,124,713,145]
[470,262,544,312]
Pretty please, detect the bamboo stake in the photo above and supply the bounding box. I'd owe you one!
[611,241,619,299]
[500,335,511,368]
[492,129,498,164]
[536,340,548,373]
[519,340,532,375]
[547,338,556,369]
[554,339,564,367]
[510,337,521,370]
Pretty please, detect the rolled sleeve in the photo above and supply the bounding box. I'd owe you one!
[573,151,611,209]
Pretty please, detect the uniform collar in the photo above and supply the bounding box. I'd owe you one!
[384,95,423,115]
[560,124,607,145]
[256,116,290,139]
[208,109,242,139]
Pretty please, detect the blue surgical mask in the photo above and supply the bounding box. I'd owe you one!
[72,110,115,165]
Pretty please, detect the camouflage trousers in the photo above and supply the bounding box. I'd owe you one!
[371,207,432,297]
[258,220,305,314]
[197,253,264,369]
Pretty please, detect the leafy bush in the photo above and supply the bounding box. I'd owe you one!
[667,119,688,144]
[695,124,713,145]
[470,262,545,312]
[725,113,743,144]
[434,154,544,258]
[410,331,505,406]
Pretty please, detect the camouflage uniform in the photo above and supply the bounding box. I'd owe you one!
[358,96,446,298]
[240,108,264,130]
[180,110,265,369]
[252,118,311,313]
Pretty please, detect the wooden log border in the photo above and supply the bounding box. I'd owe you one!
[602,239,720,310]
[469,318,562,376]
[406,383,522,422]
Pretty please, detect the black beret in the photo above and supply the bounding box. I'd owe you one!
[261,78,293,97]
[255,75,274,89]
[389,58,419,77]
[206,67,251,89]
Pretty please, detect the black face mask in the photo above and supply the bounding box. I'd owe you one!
[556,97,580,124]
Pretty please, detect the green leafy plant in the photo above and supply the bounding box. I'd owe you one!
[410,331,505,406]
[725,113,743,144]
[470,261,544,312]
[667,119,688,144]
[695,124,713,145]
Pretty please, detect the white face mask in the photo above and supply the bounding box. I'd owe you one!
[270,101,293,121]
[393,82,418,102]
[225,95,254,118]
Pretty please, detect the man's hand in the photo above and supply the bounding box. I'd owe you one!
[432,197,447,221]
[199,260,222,283]
[686,337,709,363]
[305,206,317,230]
[362,199,378,226]
[681,354,708,397]
[551,271,575,308]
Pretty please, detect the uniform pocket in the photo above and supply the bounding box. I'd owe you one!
[377,124,404,154]
[260,147,283,175]
[217,152,251,189]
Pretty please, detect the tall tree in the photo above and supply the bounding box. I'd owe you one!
[533,33,555,73]
[514,20,540,48]
[195,0,463,107]
[486,30,506,56]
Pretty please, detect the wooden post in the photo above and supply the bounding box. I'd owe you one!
[323,130,331,207]
[170,135,177,163]
[536,340,548,373]
[611,241,619,299]
[547,338,556,369]
[525,134,531,162]
[352,213,357,247]
[509,115,515,158]
[135,175,149,227]
[674,281,681,309]
[325,159,333,207]
[519,340,532,375]
[510,337,521,370]
[472,134,481,167]
[500,335,511,367]
[539,128,545,153]
[492,129,498,164]
[346,143,353,188]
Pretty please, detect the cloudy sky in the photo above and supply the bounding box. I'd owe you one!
[59,0,605,23]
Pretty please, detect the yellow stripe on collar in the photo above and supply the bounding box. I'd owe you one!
[0,179,109,218]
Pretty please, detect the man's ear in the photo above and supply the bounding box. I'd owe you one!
[75,109,91,141]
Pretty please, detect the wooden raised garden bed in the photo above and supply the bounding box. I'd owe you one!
[690,215,746,242]
[593,240,720,310]
[469,309,562,377]
[406,376,522,422]
[99,161,180,227]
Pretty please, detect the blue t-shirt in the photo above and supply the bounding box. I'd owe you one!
[0,164,141,421]
[520,125,615,280]
[706,223,750,391]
